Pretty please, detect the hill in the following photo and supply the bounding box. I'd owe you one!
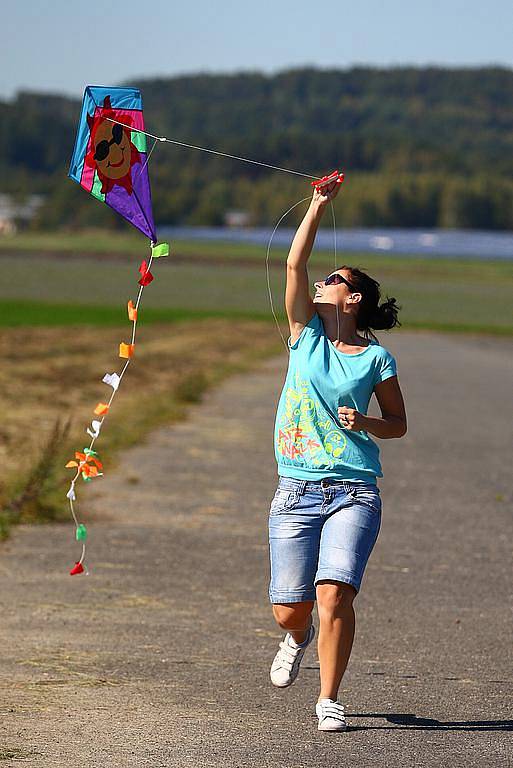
[1,67,512,229]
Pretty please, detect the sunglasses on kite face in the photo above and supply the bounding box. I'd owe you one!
[94,123,124,162]
[324,273,356,291]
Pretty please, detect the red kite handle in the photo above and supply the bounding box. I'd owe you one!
[311,170,345,190]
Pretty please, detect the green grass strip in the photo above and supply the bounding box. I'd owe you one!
[2,300,511,335]
[1,300,269,327]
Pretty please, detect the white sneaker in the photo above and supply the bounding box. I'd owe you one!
[270,622,315,688]
[316,698,347,731]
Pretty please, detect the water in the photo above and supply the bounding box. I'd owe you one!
[159,226,513,260]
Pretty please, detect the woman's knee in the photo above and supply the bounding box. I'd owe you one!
[316,580,356,618]
[272,600,315,629]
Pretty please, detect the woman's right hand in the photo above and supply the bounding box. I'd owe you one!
[311,178,343,211]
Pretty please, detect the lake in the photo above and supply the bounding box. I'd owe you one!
[160,226,513,260]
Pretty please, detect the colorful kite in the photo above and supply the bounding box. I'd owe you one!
[67,85,168,575]
[69,85,157,241]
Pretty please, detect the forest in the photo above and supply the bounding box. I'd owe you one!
[1,66,512,230]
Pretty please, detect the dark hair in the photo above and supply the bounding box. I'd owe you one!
[340,265,401,341]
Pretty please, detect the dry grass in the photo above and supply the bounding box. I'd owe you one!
[0,319,280,538]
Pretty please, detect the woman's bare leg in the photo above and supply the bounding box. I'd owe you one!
[315,581,356,700]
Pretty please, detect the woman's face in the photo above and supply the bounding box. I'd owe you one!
[313,269,358,310]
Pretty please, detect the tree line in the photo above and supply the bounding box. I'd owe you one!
[1,67,512,230]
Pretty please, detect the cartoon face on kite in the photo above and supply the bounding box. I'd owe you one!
[69,86,156,242]
[92,122,132,178]
[85,100,141,195]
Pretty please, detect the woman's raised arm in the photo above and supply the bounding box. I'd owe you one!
[285,183,340,343]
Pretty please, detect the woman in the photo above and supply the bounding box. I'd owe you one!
[268,180,407,732]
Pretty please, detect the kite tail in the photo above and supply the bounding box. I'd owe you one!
[65,240,170,575]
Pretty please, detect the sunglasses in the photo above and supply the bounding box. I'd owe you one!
[94,123,124,162]
[324,273,356,291]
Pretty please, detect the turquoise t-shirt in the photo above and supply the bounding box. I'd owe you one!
[274,312,398,483]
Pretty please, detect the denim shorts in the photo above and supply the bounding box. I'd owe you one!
[268,476,382,603]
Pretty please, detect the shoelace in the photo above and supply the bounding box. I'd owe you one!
[317,701,346,723]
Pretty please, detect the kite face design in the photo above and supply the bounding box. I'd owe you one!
[69,86,156,241]
[85,97,141,193]
[91,121,133,185]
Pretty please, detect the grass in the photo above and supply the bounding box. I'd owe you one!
[0,230,145,257]
[1,247,512,334]
[0,319,281,540]
[0,301,268,327]
[2,297,512,337]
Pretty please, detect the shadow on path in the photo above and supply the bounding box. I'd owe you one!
[349,713,513,732]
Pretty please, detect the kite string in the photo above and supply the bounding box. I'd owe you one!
[105,117,321,182]
[104,117,330,348]
[265,196,312,352]
[133,138,158,187]
[104,120,336,353]
[99,123,334,360]
[330,199,340,342]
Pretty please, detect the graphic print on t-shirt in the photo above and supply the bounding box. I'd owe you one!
[276,371,347,467]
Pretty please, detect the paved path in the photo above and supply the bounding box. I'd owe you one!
[1,331,512,767]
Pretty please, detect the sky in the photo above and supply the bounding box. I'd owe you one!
[2,0,513,99]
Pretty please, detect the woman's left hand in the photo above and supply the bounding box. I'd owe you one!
[338,406,366,432]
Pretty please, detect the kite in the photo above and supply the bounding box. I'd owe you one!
[66,85,169,575]
[69,86,157,240]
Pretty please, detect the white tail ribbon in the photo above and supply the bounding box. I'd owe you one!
[86,419,102,439]
[102,372,120,391]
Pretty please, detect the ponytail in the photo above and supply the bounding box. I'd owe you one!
[338,265,402,341]
[368,296,401,331]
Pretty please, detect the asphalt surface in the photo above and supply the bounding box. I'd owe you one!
[1,330,512,767]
